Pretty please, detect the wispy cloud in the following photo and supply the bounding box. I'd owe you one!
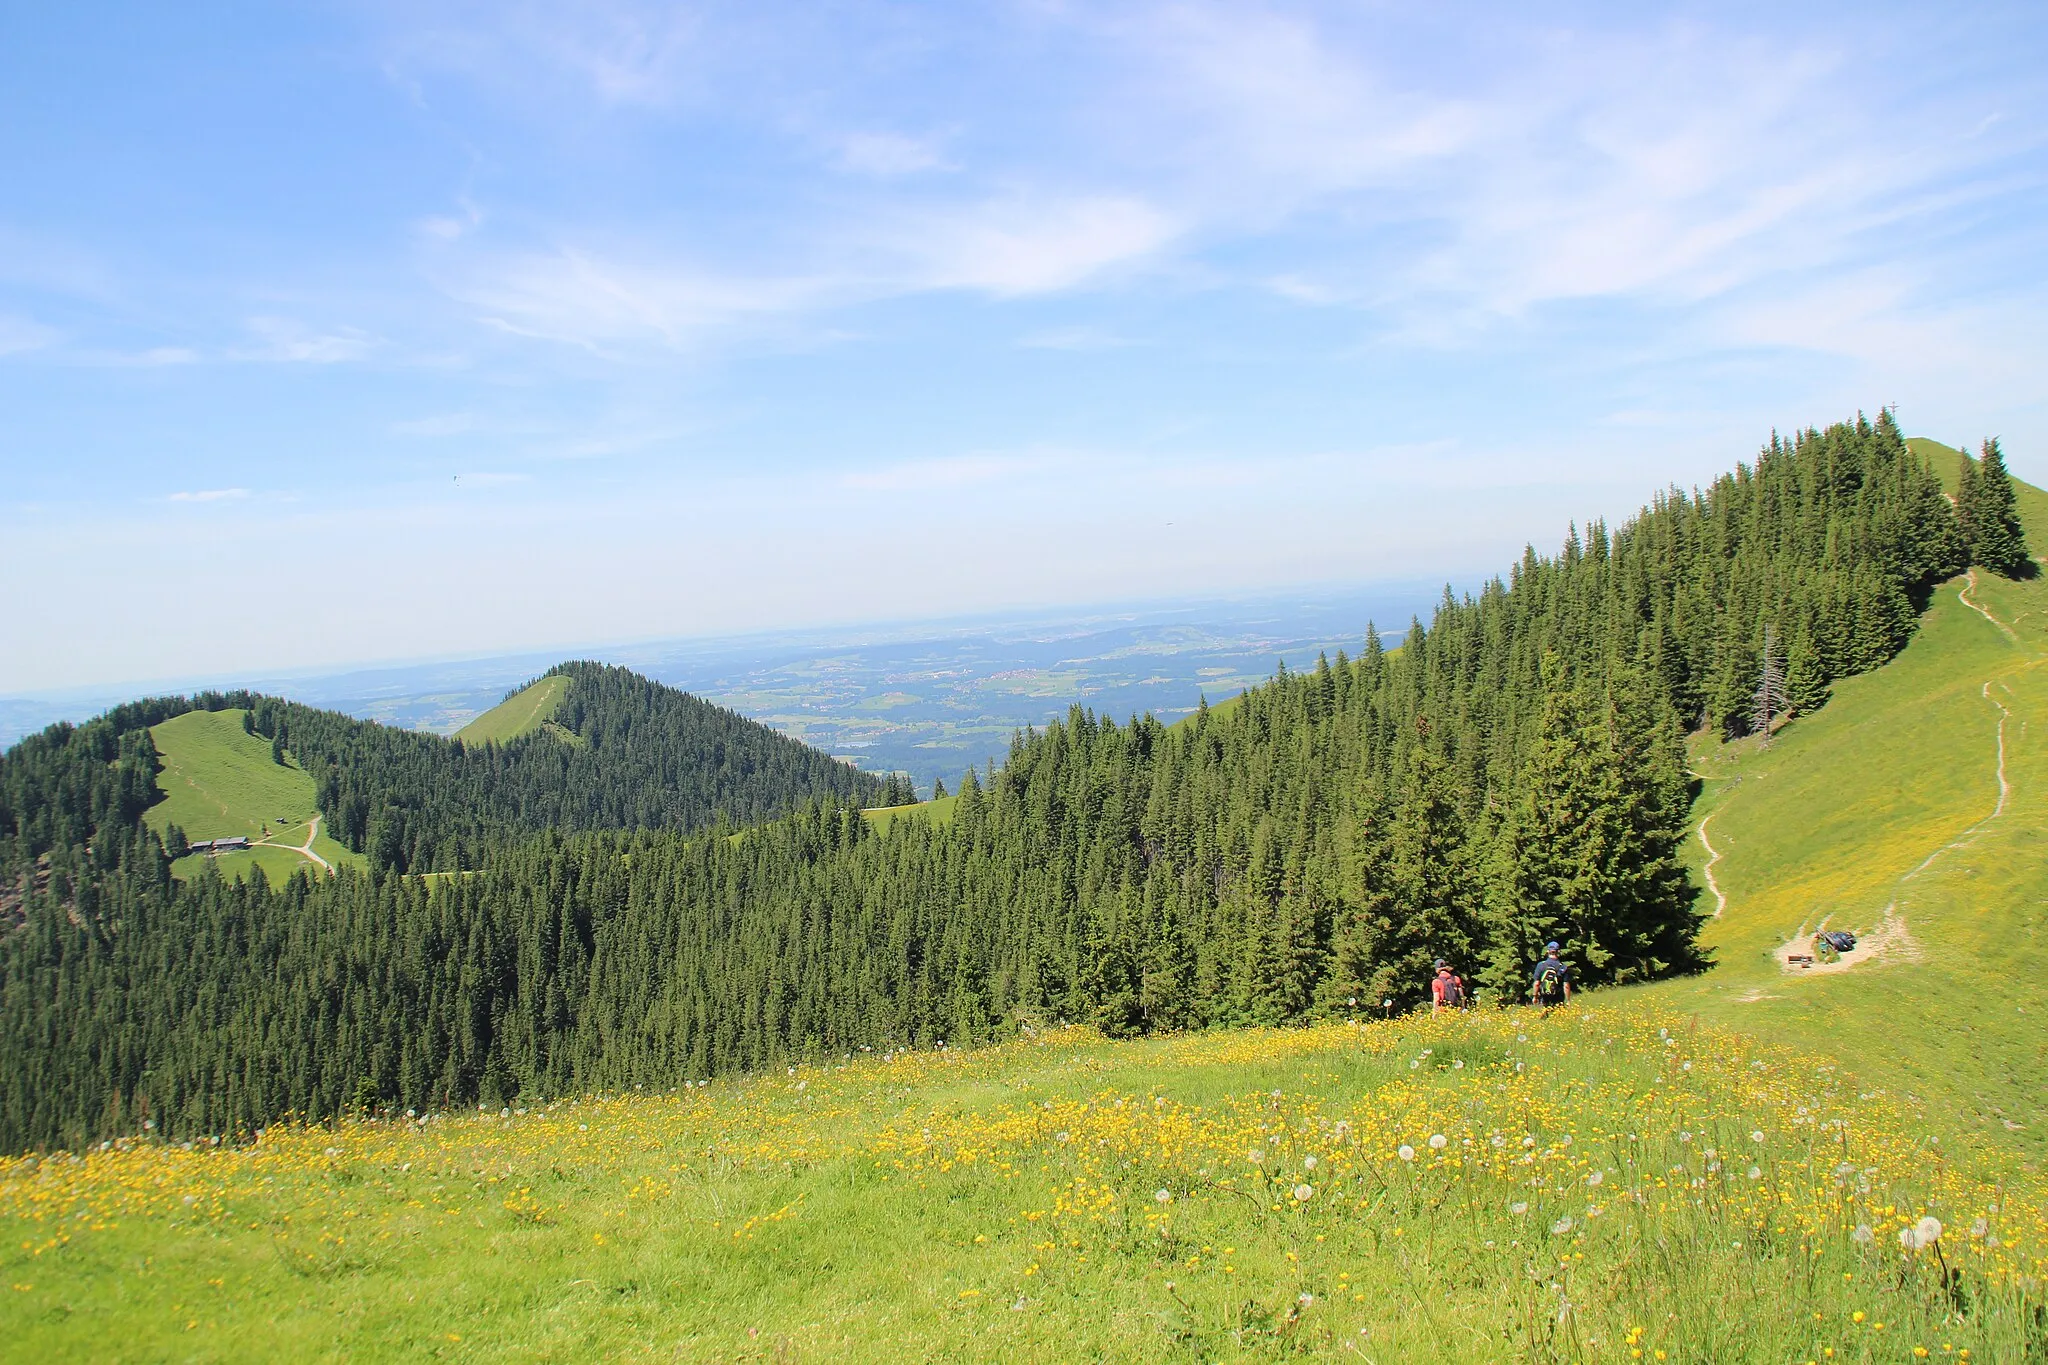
[450,247,828,348]
[833,131,950,177]
[168,488,252,503]
[238,316,376,363]
[892,193,1176,296]
[0,314,59,356]
[437,186,1174,348]
[1095,6,2031,329]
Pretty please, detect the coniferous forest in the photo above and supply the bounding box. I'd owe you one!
[0,412,2022,1149]
[0,661,904,876]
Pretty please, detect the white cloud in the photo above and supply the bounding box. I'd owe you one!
[1073,5,2032,337]
[168,488,252,503]
[834,131,950,177]
[452,248,828,348]
[884,192,1177,296]
[240,316,376,363]
[391,2,710,109]
[0,314,59,356]
[437,188,1175,350]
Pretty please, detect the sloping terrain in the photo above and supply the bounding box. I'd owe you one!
[141,709,361,881]
[455,673,575,747]
[1659,462,2048,1164]
[6,1002,2042,1362]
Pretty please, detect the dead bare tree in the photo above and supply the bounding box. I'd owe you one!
[1752,623,1790,744]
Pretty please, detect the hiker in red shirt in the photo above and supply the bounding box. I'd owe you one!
[1430,959,1466,1011]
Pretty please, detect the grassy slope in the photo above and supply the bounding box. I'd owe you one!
[10,443,2048,1357]
[142,709,360,881]
[6,1004,2042,1362]
[861,792,959,834]
[1653,458,2048,1166]
[455,674,572,747]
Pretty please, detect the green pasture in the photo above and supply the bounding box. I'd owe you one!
[1651,462,2048,1165]
[456,675,571,747]
[862,792,959,835]
[6,1005,2039,1363]
[144,710,317,844]
[143,708,360,882]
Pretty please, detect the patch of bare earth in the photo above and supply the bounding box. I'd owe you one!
[1773,906,1920,978]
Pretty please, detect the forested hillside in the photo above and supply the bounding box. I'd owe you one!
[0,412,2019,1148]
[0,662,908,879]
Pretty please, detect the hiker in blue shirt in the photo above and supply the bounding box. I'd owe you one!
[1531,942,1571,1009]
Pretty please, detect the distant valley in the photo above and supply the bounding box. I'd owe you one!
[0,586,1437,794]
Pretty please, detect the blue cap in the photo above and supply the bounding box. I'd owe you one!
[1544,941,1560,953]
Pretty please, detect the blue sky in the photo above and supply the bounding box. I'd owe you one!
[2,1,2044,695]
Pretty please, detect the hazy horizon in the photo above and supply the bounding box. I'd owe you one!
[4,1,2044,694]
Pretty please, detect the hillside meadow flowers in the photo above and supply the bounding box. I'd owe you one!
[2,1001,2043,1360]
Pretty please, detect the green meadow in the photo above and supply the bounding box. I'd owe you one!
[11,447,2048,1359]
[6,1002,2041,1363]
[1657,461,2048,1165]
[455,675,574,747]
[142,708,360,882]
[861,791,959,834]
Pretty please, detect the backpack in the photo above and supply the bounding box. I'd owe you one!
[1438,974,1465,1007]
[1534,960,1566,1000]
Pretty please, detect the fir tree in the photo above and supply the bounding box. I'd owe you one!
[1972,438,2032,578]
[1364,739,1474,1007]
[1956,448,1982,563]
[1785,620,1829,715]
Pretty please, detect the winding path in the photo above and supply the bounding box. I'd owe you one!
[1906,682,2013,879]
[292,814,334,873]
[254,813,334,873]
[1959,569,2019,643]
[1697,814,1727,918]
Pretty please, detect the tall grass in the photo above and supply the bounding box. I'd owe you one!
[4,1004,2041,1361]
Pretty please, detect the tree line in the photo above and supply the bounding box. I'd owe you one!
[0,662,907,878]
[0,412,2025,1148]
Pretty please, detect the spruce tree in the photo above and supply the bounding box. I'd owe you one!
[1956,449,1982,560]
[1363,740,1474,1006]
[1500,659,1634,985]
[1785,620,1829,715]
[1972,438,2031,577]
